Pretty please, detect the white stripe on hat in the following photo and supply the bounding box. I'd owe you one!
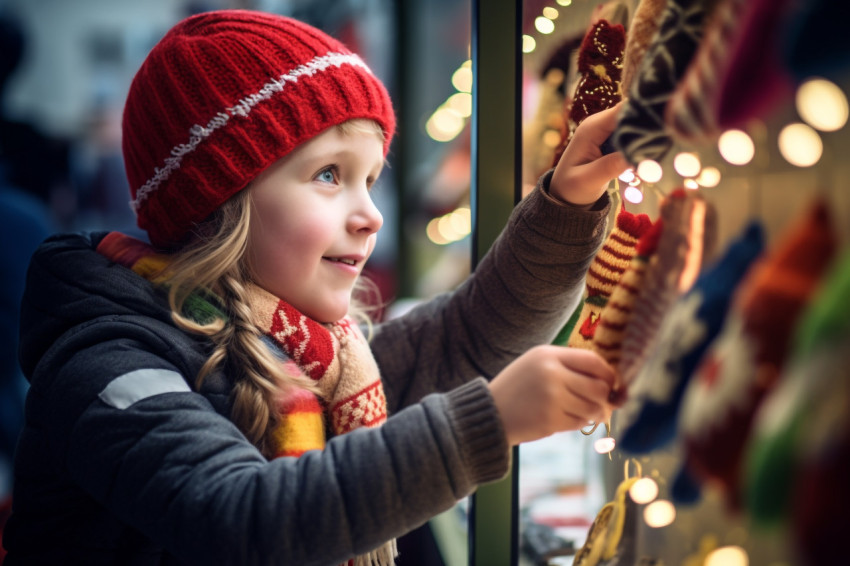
[130,51,371,213]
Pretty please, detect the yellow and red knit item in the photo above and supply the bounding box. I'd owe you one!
[568,208,653,349]
[593,218,663,371]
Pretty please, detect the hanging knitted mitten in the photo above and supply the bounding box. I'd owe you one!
[712,0,797,131]
[665,0,749,144]
[745,249,850,536]
[593,218,663,369]
[567,208,653,349]
[552,19,626,166]
[612,0,716,165]
[782,0,850,82]
[617,189,717,388]
[619,0,668,96]
[617,221,764,454]
[675,200,838,511]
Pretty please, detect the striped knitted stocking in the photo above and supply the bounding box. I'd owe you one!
[592,218,663,370]
[619,0,668,97]
[567,208,653,350]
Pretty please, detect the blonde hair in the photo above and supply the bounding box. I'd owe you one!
[165,119,385,457]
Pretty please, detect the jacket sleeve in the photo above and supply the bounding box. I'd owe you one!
[29,318,506,566]
[372,170,611,412]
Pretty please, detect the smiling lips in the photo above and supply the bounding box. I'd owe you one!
[325,257,358,266]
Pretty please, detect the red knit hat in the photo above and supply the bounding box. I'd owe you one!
[122,10,396,249]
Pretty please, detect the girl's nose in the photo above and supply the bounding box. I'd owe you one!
[349,190,383,235]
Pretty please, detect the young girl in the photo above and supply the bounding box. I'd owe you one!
[3,10,627,566]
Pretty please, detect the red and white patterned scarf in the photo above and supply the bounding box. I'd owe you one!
[246,284,396,566]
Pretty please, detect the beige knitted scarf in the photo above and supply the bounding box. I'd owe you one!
[246,284,397,566]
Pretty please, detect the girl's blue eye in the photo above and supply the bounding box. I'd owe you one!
[317,168,335,183]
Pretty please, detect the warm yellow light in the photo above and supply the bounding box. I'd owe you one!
[684,179,699,190]
[705,546,749,566]
[522,34,537,54]
[451,66,473,93]
[618,168,635,183]
[796,78,849,132]
[542,129,562,148]
[629,477,659,504]
[542,7,559,19]
[437,215,459,242]
[718,129,755,165]
[448,207,471,236]
[644,500,676,528]
[636,159,663,183]
[426,107,464,142]
[673,152,701,177]
[426,217,450,245]
[778,122,823,167]
[623,185,643,203]
[447,92,472,117]
[594,437,616,454]
[556,0,572,5]
[535,16,555,35]
[696,166,721,187]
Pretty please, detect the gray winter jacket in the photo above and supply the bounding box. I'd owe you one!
[3,172,609,565]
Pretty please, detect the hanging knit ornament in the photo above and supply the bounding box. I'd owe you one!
[617,221,765,455]
[551,19,626,167]
[711,0,797,132]
[744,249,850,537]
[617,189,717,389]
[593,218,663,369]
[567,208,653,350]
[782,0,850,82]
[612,0,716,165]
[675,200,838,511]
[664,0,748,144]
[619,0,668,97]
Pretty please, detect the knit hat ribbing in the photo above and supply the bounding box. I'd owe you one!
[122,10,396,249]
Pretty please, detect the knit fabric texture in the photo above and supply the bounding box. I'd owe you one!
[567,208,653,350]
[675,200,838,510]
[122,10,396,249]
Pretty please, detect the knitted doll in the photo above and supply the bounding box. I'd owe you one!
[617,221,764,455]
[617,189,717,389]
[744,249,850,540]
[566,208,653,350]
[675,200,838,511]
[612,0,717,165]
[552,19,626,166]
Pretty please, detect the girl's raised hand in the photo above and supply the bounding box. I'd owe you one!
[549,104,630,206]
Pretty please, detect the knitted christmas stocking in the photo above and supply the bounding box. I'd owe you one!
[617,189,717,388]
[712,0,797,132]
[675,200,838,511]
[617,221,764,455]
[612,0,717,165]
[593,218,663,370]
[744,249,850,534]
[619,0,668,97]
[552,19,626,166]
[664,0,749,144]
[783,0,850,82]
[567,208,653,350]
